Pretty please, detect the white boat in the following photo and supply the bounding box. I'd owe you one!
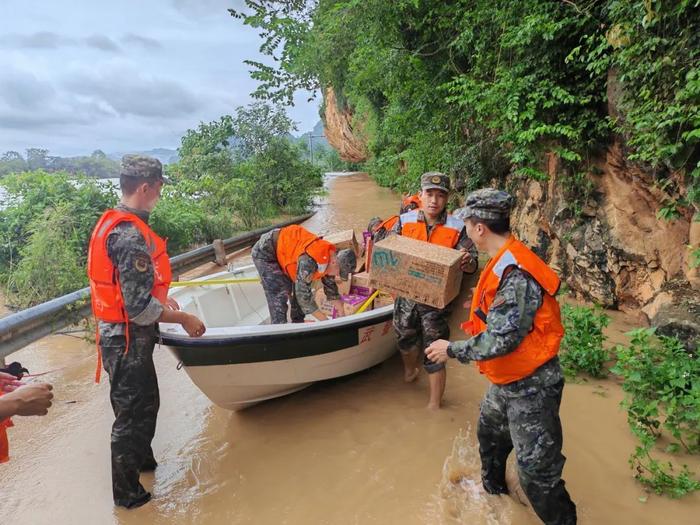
[160,265,396,410]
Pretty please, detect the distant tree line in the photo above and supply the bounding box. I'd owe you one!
[0,148,119,178]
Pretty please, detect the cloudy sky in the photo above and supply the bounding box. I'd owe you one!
[0,0,320,156]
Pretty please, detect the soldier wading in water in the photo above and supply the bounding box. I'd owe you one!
[87,155,206,508]
[426,189,577,525]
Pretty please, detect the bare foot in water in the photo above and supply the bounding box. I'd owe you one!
[404,367,419,383]
[426,401,441,410]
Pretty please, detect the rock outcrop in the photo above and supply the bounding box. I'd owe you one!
[322,87,368,163]
[509,143,699,347]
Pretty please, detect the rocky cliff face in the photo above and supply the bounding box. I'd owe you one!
[322,87,368,163]
[510,143,699,348]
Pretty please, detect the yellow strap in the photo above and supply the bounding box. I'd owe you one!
[355,290,380,314]
[170,278,261,287]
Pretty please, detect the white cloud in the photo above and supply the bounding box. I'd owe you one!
[0,0,321,156]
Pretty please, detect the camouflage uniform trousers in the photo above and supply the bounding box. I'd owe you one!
[477,378,577,525]
[393,296,449,374]
[252,241,304,324]
[100,330,160,507]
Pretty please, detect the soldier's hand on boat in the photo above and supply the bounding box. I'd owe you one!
[182,313,206,337]
[165,297,181,311]
[425,339,451,364]
[1,383,54,417]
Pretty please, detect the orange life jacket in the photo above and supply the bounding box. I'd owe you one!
[275,225,336,281]
[87,208,172,381]
[0,411,12,463]
[461,236,563,385]
[374,215,399,233]
[401,194,422,213]
[399,210,463,248]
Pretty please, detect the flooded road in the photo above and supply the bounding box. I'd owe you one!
[2,172,699,524]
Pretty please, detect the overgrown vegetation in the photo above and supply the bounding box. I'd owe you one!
[231,0,699,238]
[611,328,700,497]
[0,171,117,307]
[560,304,611,378]
[0,102,322,307]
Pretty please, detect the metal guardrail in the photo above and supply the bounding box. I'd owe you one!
[0,213,313,359]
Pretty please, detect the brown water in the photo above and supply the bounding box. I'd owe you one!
[1,172,698,524]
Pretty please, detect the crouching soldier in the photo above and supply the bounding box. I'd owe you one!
[426,189,577,525]
[252,224,356,323]
[391,172,478,409]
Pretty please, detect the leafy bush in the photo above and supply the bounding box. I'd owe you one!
[5,204,89,307]
[560,304,611,378]
[0,170,117,278]
[611,328,700,497]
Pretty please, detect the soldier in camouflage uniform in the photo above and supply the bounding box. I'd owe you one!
[389,173,478,409]
[252,227,356,323]
[88,155,206,509]
[426,189,577,525]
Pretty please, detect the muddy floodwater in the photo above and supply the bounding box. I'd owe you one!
[1,172,698,524]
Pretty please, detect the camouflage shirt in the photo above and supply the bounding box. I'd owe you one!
[254,229,341,315]
[447,268,563,392]
[390,209,478,274]
[97,204,164,340]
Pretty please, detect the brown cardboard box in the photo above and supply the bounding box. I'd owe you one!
[369,235,463,309]
[314,289,371,317]
[314,288,335,317]
[350,271,374,296]
[336,276,352,296]
[373,292,394,309]
[324,229,360,257]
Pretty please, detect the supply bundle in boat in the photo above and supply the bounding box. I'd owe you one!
[369,235,463,309]
[349,271,374,296]
[315,288,373,318]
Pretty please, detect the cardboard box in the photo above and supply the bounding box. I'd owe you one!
[315,288,336,317]
[314,289,371,318]
[369,235,463,309]
[350,271,374,296]
[373,292,394,309]
[336,276,352,296]
[340,293,371,315]
[324,229,360,257]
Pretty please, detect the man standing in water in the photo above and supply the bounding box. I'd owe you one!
[426,189,577,524]
[87,155,206,509]
[390,172,477,409]
[252,224,356,323]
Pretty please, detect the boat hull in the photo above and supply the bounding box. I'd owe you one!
[161,266,396,410]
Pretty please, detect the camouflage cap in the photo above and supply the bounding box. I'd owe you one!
[420,172,450,193]
[453,188,513,221]
[336,248,357,280]
[120,154,170,183]
[367,216,383,233]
